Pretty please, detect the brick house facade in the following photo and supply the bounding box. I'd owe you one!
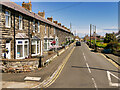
[0,1,74,60]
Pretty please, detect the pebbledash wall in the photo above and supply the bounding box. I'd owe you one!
[0,1,74,71]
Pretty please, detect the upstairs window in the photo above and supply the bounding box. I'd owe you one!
[38,21,40,33]
[19,15,22,30]
[45,24,46,34]
[54,27,56,34]
[5,10,11,28]
[33,20,35,33]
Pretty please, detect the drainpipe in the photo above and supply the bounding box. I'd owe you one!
[28,19,31,58]
[14,8,16,59]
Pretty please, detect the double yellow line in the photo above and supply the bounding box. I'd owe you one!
[41,47,75,88]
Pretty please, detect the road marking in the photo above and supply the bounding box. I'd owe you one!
[83,52,84,56]
[83,52,87,61]
[24,77,41,81]
[84,55,86,61]
[92,78,98,89]
[107,71,120,87]
[38,47,75,88]
[86,63,91,73]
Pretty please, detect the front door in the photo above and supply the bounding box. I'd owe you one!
[6,41,11,59]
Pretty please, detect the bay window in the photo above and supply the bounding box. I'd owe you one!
[32,40,40,56]
[16,40,29,59]
[5,10,11,28]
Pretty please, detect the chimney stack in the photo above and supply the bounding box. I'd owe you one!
[53,21,58,24]
[62,25,65,28]
[22,1,32,12]
[58,23,61,26]
[38,11,45,18]
[64,27,67,29]
[47,17,53,22]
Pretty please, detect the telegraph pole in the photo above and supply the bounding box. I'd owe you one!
[95,26,96,45]
[90,24,92,48]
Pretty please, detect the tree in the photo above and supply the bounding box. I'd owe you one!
[104,33,117,43]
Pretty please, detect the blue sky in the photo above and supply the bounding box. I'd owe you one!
[15,1,119,38]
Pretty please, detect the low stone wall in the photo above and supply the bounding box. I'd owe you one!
[1,60,39,73]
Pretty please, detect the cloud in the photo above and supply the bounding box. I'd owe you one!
[74,28,118,38]
[104,29,118,30]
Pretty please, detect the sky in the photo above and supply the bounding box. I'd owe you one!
[14,1,119,38]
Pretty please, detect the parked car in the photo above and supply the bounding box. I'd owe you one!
[76,41,81,46]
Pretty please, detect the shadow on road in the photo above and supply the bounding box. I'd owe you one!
[71,66,120,73]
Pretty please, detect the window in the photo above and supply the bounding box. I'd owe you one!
[44,39,47,50]
[37,41,40,54]
[33,20,35,33]
[45,24,46,34]
[54,27,56,34]
[31,40,40,56]
[16,40,29,59]
[38,21,40,33]
[19,15,22,30]
[5,10,11,28]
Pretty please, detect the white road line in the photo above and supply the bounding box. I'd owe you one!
[107,71,120,87]
[83,53,86,61]
[86,63,91,73]
[92,78,98,89]
[83,52,84,56]
[84,56,86,61]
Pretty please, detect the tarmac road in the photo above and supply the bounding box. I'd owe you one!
[49,42,120,89]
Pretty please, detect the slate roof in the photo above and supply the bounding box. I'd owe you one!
[0,1,71,33]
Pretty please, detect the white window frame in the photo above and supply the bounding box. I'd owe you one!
[16,39,29,59]
[38,21,40,33]
[33,20,35,33]
[19,15,23,30]
[32,40,40,56]
[37,41,40,54]
[5,10,11,28]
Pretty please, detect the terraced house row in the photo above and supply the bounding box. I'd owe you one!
[0,1,74,60]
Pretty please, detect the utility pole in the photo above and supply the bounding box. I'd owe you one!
[90,24,92,48]
[94,26,96,50]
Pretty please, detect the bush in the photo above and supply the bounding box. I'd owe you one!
[105,42,119,53]
[96,42,107,48]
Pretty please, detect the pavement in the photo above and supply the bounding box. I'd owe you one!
[104,54,120,66]
[2,42,75,88]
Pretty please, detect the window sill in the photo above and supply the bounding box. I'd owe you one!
[32,53,40,56]
[5,26,11,28]
[19,28,23,30]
